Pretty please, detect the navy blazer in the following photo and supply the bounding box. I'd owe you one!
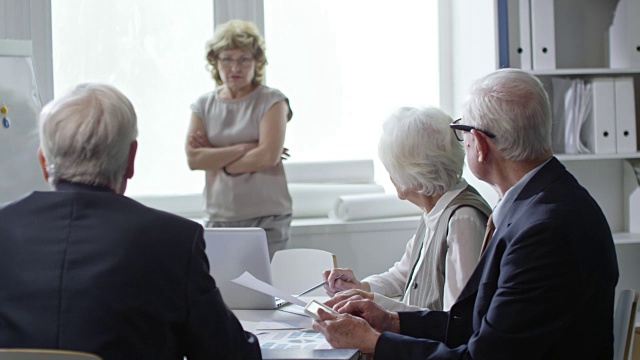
[375,158,619,359]
[0,181,261,360]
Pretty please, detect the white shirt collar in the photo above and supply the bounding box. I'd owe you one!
[424,178,468,231]
[492,158,552,228]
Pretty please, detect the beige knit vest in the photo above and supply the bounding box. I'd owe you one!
[400,185,491,310]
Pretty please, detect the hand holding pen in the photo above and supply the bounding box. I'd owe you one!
[322,268,369,297]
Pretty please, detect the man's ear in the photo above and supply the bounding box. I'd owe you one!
[471,129,491,163]
[37,147,49,182]
[124,140,138,179]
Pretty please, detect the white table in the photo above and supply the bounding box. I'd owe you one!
[233,305,360,360]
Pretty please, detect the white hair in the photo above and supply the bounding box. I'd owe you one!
[39,83,138,190]
[378,106,464,196]
[462,68,552,161]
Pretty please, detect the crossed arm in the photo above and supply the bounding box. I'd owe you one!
[185,100,289,175]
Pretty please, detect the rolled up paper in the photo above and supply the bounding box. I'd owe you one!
[284,159,375,184]
[329,193,422,221]
[289,183,385,218]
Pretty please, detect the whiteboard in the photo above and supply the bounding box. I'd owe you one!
[0,40,49,204]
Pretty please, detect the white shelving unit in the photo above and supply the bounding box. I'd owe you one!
[556,153,640,161]
[497,0,640,303]
[535,69,640,247]
[614,232,640,245]
[532,68,640,76]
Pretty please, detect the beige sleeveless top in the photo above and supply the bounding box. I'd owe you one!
[190,84,292,221]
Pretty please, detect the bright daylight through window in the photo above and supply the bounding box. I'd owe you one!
[52,0,439,197]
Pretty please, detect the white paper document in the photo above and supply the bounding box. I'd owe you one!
[257,319,309,330]
[256,330,332,350]
[278,306,307,317]
[231,271,307,307]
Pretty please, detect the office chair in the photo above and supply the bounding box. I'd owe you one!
[0,349,101,360]
[271,248,337,296]
[613,289,639,360]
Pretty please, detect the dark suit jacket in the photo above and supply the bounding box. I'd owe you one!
[375,158,619,359]
[0,181,261,360]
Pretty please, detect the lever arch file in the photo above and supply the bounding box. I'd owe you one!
[583,78,617,154]
[516,0,532,70]
[614,77,638,153]
[531,0,556,70]
[499,0,532,70]
[609,0,640,68]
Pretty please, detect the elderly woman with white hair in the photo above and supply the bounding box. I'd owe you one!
[323,106,491,312]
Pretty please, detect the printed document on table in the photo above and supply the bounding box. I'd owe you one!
[231,271,307,307]
[256,330,332,350]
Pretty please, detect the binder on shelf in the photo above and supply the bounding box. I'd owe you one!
[530,0,556,70]
[630,187,640,234]
[497,0,532,70]
[497,0,509,68]
[608,0,640,69]
[624,160,640,234]
[582,78,617,154]
[614,77,638,153]
[550,77,573,153]
[517,0,532,70]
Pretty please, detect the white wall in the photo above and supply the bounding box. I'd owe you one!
[449,0,500,207]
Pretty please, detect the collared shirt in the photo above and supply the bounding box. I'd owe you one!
[492,157,553,229]
[365,178,487,311]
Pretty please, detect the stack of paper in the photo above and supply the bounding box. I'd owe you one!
[564,79,592,154]
[551,77,593,154]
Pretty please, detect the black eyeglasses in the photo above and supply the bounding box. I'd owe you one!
[449,118,496,141]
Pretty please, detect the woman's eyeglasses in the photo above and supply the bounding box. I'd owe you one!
[449,118,496,141]
[218,56,254,69]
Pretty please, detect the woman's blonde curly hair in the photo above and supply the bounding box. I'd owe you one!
[205,19,267,86]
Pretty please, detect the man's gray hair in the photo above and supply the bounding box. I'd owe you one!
[378,106,464,196]
[462,68,552,161]
[39,83,138,190]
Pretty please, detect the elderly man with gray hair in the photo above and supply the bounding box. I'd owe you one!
[0,83,261,359]
[313,69,618,359]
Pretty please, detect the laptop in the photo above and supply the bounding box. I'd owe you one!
[203,227,279,310]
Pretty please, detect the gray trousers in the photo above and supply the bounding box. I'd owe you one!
[206,213,292,259]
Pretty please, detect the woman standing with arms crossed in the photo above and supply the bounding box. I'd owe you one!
[186,19,293,258]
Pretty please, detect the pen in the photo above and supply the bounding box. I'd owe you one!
[296,281,327,297]
[296,275,345,297]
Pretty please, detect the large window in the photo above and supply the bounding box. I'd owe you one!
[264,0,440,187]
[52,0,440,196]
[51,0,213,196]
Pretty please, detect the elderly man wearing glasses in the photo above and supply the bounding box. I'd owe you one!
[186,19,293,258]
[312,69,618,360]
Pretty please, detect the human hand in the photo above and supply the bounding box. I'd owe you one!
[189,131,212,149]
[322,268,365,296]
[324,289,374,309]
[312,308,380,355]
[281,147,290,160]
[331,298,399,334]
